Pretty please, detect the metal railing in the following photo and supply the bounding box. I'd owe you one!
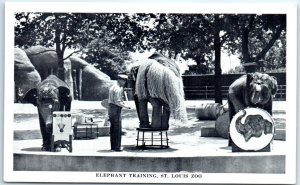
[184,85,286,100]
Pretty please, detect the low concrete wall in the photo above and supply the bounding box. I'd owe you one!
[14,153,285,173]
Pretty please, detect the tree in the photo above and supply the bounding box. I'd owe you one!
[15,13,100,80]
[15,13,286,102]
[83,39,131,79]
[224,14,286,71]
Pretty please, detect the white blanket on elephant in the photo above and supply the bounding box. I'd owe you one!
[136,59,187,123]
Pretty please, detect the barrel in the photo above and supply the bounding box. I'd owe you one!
[215,111,230,139]
[195,103,224,120]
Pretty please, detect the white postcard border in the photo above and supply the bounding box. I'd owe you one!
[4,2,297,184]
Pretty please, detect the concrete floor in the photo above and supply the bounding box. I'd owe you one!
[12,100,286,173]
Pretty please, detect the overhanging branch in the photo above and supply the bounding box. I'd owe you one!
[26,49,56,56]
[254,24,285,63]
[63,50,82,60]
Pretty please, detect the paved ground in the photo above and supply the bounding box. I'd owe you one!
[13,100,286,156]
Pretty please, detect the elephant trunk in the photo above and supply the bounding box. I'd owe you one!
[37,99,60,126]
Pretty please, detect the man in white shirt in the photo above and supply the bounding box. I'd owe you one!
[108,74,131,151]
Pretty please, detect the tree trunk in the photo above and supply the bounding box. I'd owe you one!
[72,69,78,100]
[214,15,223,104]
[55,27,65,81]
[57,56,65,81]
[64,59,73,100]
[77,68,83,100]
[241,15,255,64]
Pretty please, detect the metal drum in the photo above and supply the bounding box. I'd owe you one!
[195,103,224,120]
[230,107,275,151]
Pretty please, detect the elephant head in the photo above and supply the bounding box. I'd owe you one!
[22,75,72,151]
[247,72,278,106]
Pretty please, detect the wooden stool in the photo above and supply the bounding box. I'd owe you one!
[136,128,169,149]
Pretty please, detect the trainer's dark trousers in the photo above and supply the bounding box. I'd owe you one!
[108,103,122,150]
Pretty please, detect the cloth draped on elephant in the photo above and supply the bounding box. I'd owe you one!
[134,52,187,126]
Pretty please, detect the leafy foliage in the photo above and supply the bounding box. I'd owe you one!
[15,12,286,77]
[222,14,286,71]
[83,39,131,79]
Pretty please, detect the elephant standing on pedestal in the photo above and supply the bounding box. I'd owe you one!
[130,52,187,129]
[22,75,72,151]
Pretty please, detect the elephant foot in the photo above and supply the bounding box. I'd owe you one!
[160,126,169,130]
[139,123,151,129]
[41,144,61,152]
[151,125,169,130]
[41,145,51,151]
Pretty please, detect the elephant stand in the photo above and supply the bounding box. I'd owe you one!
[136,98,171,148]
[51,135,73,152]
[51,111,73,152]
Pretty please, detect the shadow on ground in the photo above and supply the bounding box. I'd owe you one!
[21,147,42,152]
[97,145,177,153]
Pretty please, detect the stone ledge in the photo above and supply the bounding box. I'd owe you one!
[14,153,285,173]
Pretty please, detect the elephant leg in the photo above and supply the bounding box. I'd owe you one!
[162,103,170,129]
[138,99,150,128]
[149,98,163,129]
[228,98,235,146]
[38,112,52,151]
[134,94,140,120]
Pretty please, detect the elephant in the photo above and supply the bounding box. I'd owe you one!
[228,72,277,145]
[22,75,72,151]
[129,52,187,129]
[228,72,278,121]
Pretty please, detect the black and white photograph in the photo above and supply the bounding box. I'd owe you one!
[3,2,297,184]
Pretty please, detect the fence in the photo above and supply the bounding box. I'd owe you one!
[181,73,286,101]
[124,73,286,101]
[184,85,286,100]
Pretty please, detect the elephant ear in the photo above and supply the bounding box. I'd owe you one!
[22,88,38,106]
[58,86,71,110]
[268,76,278,95]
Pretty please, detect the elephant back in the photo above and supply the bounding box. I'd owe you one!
[149,52,180,78]
[38,75,70,90]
